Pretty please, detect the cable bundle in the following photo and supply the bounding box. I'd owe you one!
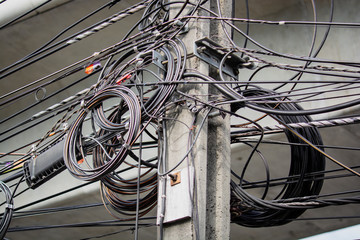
[231,88,326,227]
[1,0,360,238]
[0,181,13,239]
[62,19,188,216]
[100,170,157,218]
[63,85,141,181]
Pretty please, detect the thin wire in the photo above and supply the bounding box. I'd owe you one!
[273,116,360,177]
[0,0,53,30]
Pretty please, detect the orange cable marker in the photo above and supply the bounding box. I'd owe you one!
[116,74,131,85]
[85,61,101,74]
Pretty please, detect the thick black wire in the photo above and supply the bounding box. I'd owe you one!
[64,85,141,181]
[0,0,53,30]
[1,0,359,236]
[0,0,117,75]
[0,0,147,79]
[0,68,99,125]
[79,224,155,240]
[7,220,156,232]
[177,8,360,67]
[0,181,13,239]
[231,88,325,227]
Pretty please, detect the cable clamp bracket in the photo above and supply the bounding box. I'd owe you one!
[194,38,256,78]
[152,50,166,71]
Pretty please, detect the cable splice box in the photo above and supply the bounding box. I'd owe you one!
[23,139,66,189]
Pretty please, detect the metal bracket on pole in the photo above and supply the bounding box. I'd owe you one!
[157,166,194,225]
[152,50,166,71]
[194,37,255,78]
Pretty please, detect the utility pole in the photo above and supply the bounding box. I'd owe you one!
[159,0,233,239]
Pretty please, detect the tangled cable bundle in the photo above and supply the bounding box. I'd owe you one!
[63,30,188,219]
[1,0,360,238]
[63,85,141,181]
[100,171,158,218]
[230,88,326,227]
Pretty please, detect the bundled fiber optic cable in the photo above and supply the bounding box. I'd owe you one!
[230,88,325,227]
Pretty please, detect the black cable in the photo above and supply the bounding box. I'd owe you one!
[0,64,83,108]
[0,67,99,125]
[79,224,155,240]
[1,170,23,184]
[245,96,360,116]
[7,220,156,232]
[1,0,360,236]
[0,0,146,79]
[240,0,249,58]
[12,203,104,218]
[0,0,53,30]
[0,181,13,239]
[231,88,325,227]
[179,8,360,67]
[21,1,115,63]
[274,0,334,91]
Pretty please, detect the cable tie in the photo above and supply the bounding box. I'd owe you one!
[80,100,90,113]
[133,45,138,52]
[152,30,160,38]
[92,52,100,57]
[6,204,13,209]
[122,144,130,150]
[31,144,37,153]
[160,214,164,218]
[80,100,86,108]
[279,21,286,25]
[161,195,166,198]
[173,19,184,27]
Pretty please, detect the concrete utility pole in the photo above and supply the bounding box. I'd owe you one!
[160,0,233,239]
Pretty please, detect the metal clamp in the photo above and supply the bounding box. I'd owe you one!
[194,37,255,78]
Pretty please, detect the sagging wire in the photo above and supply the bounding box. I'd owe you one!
[0,0,360,238]
[0,0,53,30]
[230,88,326,227]
[7,219,156,232]
[0,0,121,74]
[0,0,152,80]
